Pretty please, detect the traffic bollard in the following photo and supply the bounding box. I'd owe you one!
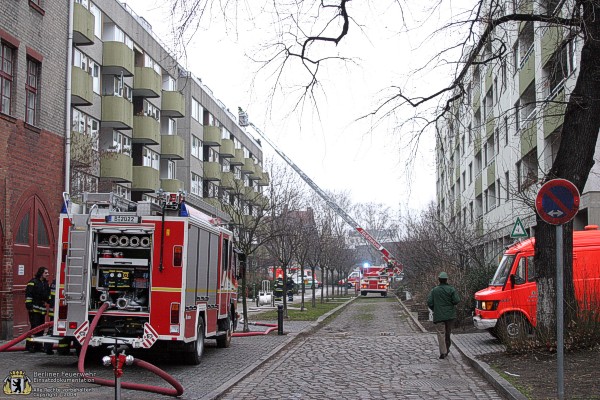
[277,305,284,335]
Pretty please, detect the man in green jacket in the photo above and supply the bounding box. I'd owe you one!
[427,271,460,359]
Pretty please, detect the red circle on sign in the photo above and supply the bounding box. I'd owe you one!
[535,179,580,225]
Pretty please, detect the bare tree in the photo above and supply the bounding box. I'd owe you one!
[164,0,600,340]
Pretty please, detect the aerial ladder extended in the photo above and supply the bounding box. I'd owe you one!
[238,109,403,277]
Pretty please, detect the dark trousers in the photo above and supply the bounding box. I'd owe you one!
[27,312,52,352]
[435,319,454,355]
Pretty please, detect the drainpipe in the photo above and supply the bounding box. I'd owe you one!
[65,0,74,194]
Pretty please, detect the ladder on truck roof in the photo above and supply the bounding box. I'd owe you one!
[238,109,403,274]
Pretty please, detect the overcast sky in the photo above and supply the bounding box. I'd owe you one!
[122,0,473,215]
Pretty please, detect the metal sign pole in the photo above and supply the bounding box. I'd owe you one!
[556,225,564,400]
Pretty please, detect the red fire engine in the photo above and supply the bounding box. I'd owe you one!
[46,192,241,365]
[359,265,390,297]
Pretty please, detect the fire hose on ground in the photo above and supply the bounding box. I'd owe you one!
[0,305,183,397]
[77,302,184,397]
[232,321,278,337]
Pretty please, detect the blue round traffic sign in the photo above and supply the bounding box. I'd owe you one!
[535,179,580,225]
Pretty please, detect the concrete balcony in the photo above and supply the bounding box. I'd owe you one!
[255,193,269,208]
[486,116,495,138]
[100,152,132,182]
[475,174,482,197]
[220,139,235,157]
[132,166,160,192]
[249,164,263,181]
[160,134,185,160]
[161,178,184,193]
[73,2,94,46]
[230,148,245,166]
[520,120,537,157]
[203,126,221,146]
[258,171,270,186]
[161,90,185,118]
[102,41,134,76]
[519,52,535,97]
[486,160,496,186]
[203,161,221,181]
[220,171,235,189]
[241,158,255,175]
[101,96,133,130]
[244,186,258,202]
[71,66,93,106]
[204,198,222,211]
[544,89,565,138]
[133,67,161,98]
[133,115,160,145]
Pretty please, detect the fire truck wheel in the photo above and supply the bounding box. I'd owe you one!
[216,317,233,348]
[184,319,205,365]
[381,292,387,297]
[361,291,367,296]
[497,313,528,344]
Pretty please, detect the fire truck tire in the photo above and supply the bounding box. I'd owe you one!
[184,319,205,365]
[497,313,528,344]
[216,317,233,348]
[381,292,387,297]
[361,291,367,296]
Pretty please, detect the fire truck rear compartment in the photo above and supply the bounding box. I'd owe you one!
[94,316,147,337]
[91,231,152,313]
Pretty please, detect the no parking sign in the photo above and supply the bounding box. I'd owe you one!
[535,179,580,225]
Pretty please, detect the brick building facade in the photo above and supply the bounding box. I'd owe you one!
[0,1,67,338]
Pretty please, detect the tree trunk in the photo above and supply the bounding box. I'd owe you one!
[535,1,600,339]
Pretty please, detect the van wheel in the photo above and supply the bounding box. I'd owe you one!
[497,314,528,344]
[216,317,233,348]
[184,318,205,365]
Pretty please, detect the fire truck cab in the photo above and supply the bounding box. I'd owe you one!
[48,192,241,365]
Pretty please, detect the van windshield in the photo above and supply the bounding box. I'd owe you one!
[490,255,515,286]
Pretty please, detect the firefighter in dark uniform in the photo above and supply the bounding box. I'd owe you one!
[286,276,295,302]
[274,277,284,301]
[25,267,53,354]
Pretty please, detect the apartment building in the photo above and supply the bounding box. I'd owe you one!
[0,0,268,339]
[0,1,68,338]
[435,0,600,262]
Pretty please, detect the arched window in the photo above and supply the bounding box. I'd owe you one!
[15,212,30,245]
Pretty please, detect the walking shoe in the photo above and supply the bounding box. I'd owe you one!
[439,354,446,359]
[46,350,54,355]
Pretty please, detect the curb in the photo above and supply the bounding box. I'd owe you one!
[203,296,356,400]
[397,297,527,400]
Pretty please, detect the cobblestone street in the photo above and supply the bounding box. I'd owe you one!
[220,296,505,399]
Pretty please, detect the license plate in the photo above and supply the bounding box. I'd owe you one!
[105,215,140,223]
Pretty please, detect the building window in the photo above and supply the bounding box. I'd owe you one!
[163,75,176,91]
[519,82,536,128]
[113,184,130,199]
[25,58,39,126]
[110,130,131,155]
[72,108,100,149]
[142,147,160,170]
[90,3,102,37]
[468,163,473,184]
[0,43,14,115]
[167,160,175,179]
[203,180,219,198]
[203,146,219,163]
[544,40,575,98]
[191,97,202,122]
[221,157,231,173]
[469,202,473,223]
[505,171,510,201]
[504,117,509,146]
[191,135,202,159]
[191,173,201,195]
[517,150,538,191]
[517,22,534,69]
